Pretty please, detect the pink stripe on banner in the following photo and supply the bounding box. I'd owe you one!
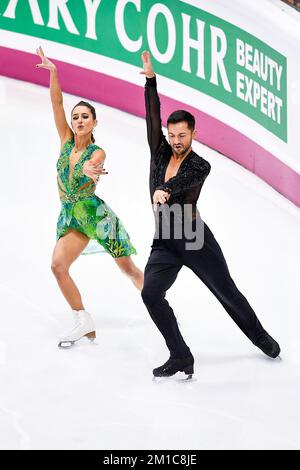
[1,46,299,207]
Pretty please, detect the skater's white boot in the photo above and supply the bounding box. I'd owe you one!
[58,310,96,347]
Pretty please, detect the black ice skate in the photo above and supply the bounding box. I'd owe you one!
[254,331,281,358]
[153,356,194,379]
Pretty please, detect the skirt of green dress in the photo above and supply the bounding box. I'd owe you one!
[56,195,137,258]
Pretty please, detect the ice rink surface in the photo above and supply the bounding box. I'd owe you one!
[0,76,300,450]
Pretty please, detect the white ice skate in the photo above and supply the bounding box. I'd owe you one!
[58,310,96,347]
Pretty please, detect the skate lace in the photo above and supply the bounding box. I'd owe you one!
[162,358,173,369]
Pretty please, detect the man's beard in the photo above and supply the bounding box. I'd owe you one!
[172,143,191,156]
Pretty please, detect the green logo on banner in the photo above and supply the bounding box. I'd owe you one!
[0,0,287,141]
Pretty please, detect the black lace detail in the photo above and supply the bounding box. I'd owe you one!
[145,76,211,214]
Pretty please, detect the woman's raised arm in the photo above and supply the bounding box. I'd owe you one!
[36,46,73,146]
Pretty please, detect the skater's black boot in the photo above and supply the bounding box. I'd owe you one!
[254,331,281,358]
[153,355,194,378]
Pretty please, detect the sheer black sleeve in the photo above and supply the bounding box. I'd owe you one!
[145,76,168,159]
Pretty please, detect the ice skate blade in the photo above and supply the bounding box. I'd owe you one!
[261,353,282,361]
[58,340,75,348]
[177,373,194,382]
[153,373,195,383]
[58,331,96,348]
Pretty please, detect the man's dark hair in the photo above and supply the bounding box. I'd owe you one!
[167,110,195,131]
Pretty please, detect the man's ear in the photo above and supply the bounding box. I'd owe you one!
[192,128,197,139]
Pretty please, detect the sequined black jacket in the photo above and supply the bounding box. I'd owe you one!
[145,76,211,218]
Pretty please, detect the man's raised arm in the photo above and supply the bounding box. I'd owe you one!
[141,51,164,158]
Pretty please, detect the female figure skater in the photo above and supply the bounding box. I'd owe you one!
[36,47,143,347]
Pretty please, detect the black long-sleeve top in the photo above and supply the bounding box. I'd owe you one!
[145,76,211,220]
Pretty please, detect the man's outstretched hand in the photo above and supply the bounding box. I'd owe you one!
[140,50,155,79]
[152,189,170,211]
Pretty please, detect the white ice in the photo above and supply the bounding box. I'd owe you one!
[0,76,300,450]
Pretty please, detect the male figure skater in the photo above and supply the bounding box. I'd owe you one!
[140,51,280,378]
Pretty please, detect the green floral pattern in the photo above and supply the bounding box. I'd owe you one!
[56,138,137,257]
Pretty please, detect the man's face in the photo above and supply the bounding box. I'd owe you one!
[167,121,196,156]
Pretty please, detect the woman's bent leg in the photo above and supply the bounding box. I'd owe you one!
[51,228,89,310]
[114,256,144,291]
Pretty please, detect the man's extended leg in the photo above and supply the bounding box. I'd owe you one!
[183,223,280,357]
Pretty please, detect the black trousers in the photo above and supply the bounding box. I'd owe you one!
[141,222,266,358]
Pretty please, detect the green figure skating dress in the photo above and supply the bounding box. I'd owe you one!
[56,138,137,257]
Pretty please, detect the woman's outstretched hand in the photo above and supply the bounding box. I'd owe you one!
[36,46,56,72]
[83,161,108,185]
[140,50,155,79]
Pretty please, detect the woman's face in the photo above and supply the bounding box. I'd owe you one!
[71,105,96,137]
